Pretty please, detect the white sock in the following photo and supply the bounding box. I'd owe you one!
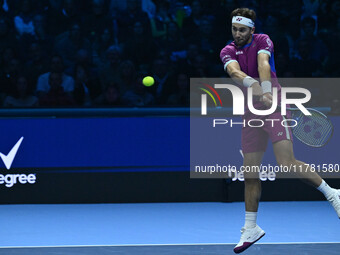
[317,180,334,200]
[244,211,257,229]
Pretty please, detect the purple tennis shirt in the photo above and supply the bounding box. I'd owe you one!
[220,34,281,116]
[220,34,293,152]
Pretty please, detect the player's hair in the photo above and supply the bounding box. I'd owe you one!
[230,8,256,23]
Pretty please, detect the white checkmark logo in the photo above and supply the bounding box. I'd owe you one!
[0,137,24,170]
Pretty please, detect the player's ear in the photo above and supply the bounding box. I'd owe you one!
[251,27,255,34]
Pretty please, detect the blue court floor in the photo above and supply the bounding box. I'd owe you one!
[0,201,339,254]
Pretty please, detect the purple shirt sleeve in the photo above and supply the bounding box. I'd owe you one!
[220,46,237,71]
[256,34,274,56]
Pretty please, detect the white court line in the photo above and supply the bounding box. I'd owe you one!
[1,242,340,249]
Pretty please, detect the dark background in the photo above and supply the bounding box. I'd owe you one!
[0,0,340,110]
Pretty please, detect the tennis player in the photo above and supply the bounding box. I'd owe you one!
[220,8,340,254]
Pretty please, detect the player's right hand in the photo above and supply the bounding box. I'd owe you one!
[251,83,262,97]
[260,92,273,107]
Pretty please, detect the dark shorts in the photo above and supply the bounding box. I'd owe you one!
[241,111,293,153]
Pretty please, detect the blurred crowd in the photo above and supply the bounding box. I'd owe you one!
[0,0,339,109]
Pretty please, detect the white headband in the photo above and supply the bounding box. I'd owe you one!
[232,16,255,28]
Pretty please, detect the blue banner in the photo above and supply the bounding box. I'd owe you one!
[0,116,338,173]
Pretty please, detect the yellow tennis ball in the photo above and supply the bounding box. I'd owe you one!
[143,76,154,87]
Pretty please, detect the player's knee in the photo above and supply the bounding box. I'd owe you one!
[277,158,296,167]
[243,165,260,180]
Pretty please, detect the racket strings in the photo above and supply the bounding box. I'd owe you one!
[294,114,327,145]
[292,111,333,147]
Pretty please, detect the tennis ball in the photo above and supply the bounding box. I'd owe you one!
[143,76,154,87]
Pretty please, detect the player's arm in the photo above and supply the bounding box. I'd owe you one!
[257,53,271,82]
[257,53,272,106]
[226,61,263,97]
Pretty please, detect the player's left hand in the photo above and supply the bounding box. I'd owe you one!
[260,92,272,107]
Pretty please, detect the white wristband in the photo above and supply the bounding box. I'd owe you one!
[261,81,272,94]
[243,76,258,87]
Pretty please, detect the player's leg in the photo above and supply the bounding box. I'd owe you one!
[244,151,263,213]
[273,140,322,186]
[264,111,323,186]
[234,151,265,254]
[273,139,340,218]
[234,125,267,254]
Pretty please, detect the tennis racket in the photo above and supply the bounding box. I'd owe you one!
[283,107,333,147]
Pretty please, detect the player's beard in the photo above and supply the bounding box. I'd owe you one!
[235,33,252,47]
